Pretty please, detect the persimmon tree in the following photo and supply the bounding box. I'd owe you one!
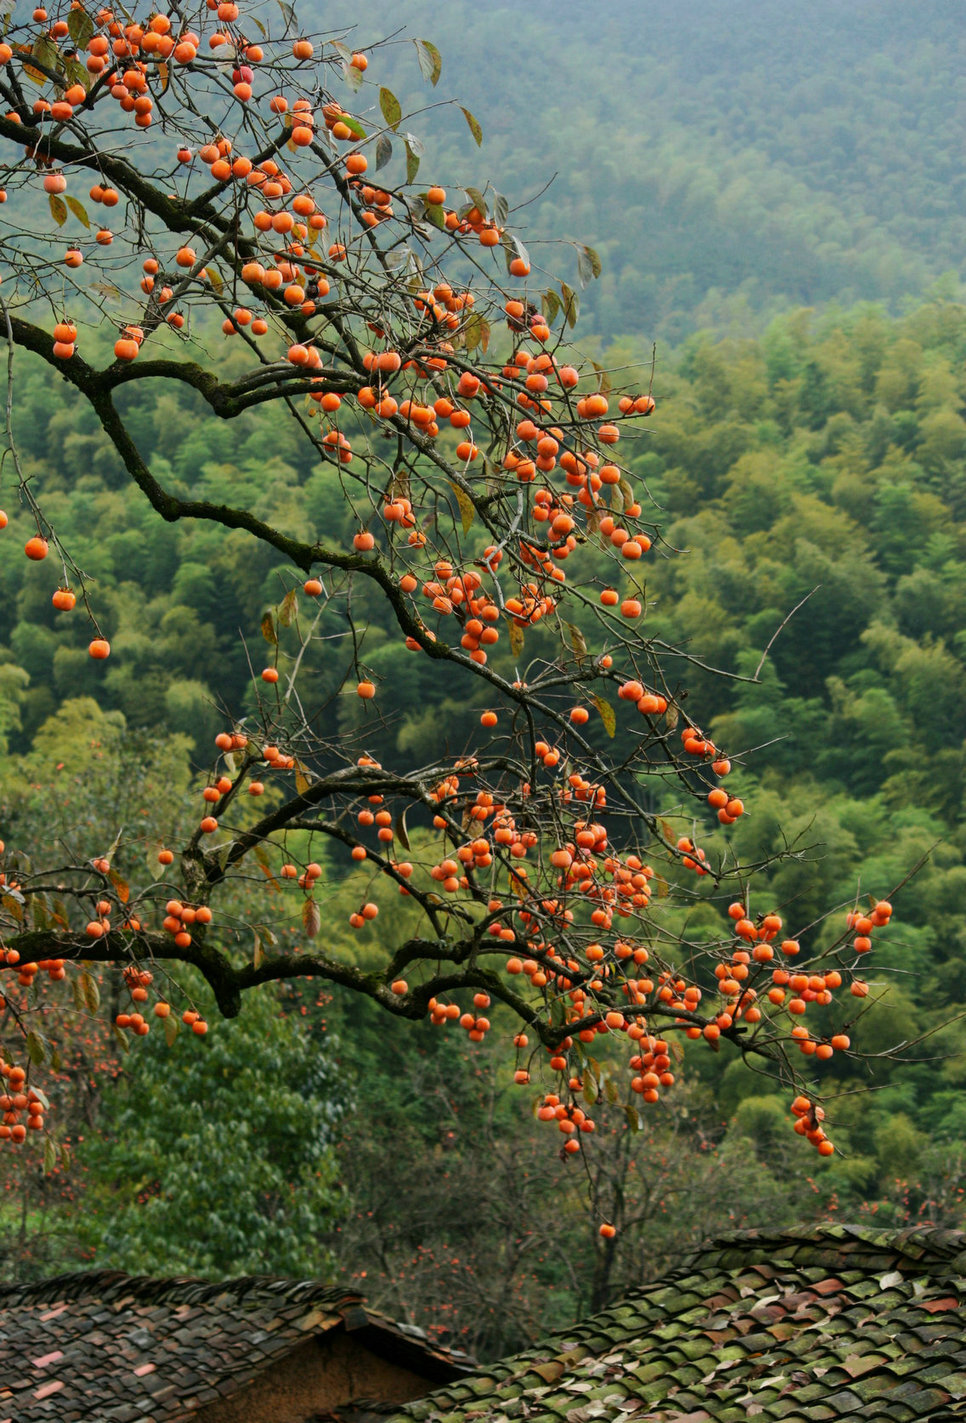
[0,0,901,1185]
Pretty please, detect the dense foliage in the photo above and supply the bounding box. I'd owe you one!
[5,297,966,1353]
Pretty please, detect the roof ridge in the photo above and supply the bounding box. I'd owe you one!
[0,1269,365,1311]
[675,1222,966,1274]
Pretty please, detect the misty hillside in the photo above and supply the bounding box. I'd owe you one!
[312,0,966,342]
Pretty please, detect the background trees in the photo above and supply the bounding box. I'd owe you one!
[0,0,962,1347]
[3,295,966,1341]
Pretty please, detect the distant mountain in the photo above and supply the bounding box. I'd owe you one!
[307,0,965,341]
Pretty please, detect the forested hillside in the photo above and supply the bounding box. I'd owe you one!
[6,297,966,1351]
[314,0,966,338]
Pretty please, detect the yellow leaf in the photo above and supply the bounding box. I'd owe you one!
[449,480,475,535]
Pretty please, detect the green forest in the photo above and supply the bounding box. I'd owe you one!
[6,297,966,1355]
[2,0,966,1368]
[317,0,966,340]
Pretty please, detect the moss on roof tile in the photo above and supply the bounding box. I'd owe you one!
[389,1226,966,1423]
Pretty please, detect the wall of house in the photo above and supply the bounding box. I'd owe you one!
[196,1331,436,1423]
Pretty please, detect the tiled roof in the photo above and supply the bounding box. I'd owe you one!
[396,1225,966,1423]
[0,1270,474,1423]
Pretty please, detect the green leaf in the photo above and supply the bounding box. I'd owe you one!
[163,1013,178,1047]
[413,37,442,86]
[591,360,612,396]
[339,113,367,140]
[26,1031,47,1066]
[278,587,298,627]
[448,481,475,536]
[460,106,483,146]
[30,896,48,930]
[379,87,401,131]
[63,54,89,92]
[26,34,57,83]
[541,289,561,325]
[423,201,446,230]
[565,621,587,666]
[261,610,277,645]
[404,140,420,186]
[589,693,616,737]
[43,1135,57,1175]
[463,312,490,353]
[625,1104,643,1131]
[48,193,67,227]
[302,897,321,938]
[30,1085,49,1111]
[331,40,352,61]
[576,243,602,286]
[113,1024,130,1053]
[81,970,100,1013]
[463,186,486,218]
[275,0,296,25]
[67,6,95,47]
[560,281,579,328]
[582,1069,598,1105]
[343,61,364,92]
[65,195,90,228]
[2,893,23,921]
[375,133,392,171]
[390,466,411,504]
[508,620,525,659]
[492,192,509,229]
